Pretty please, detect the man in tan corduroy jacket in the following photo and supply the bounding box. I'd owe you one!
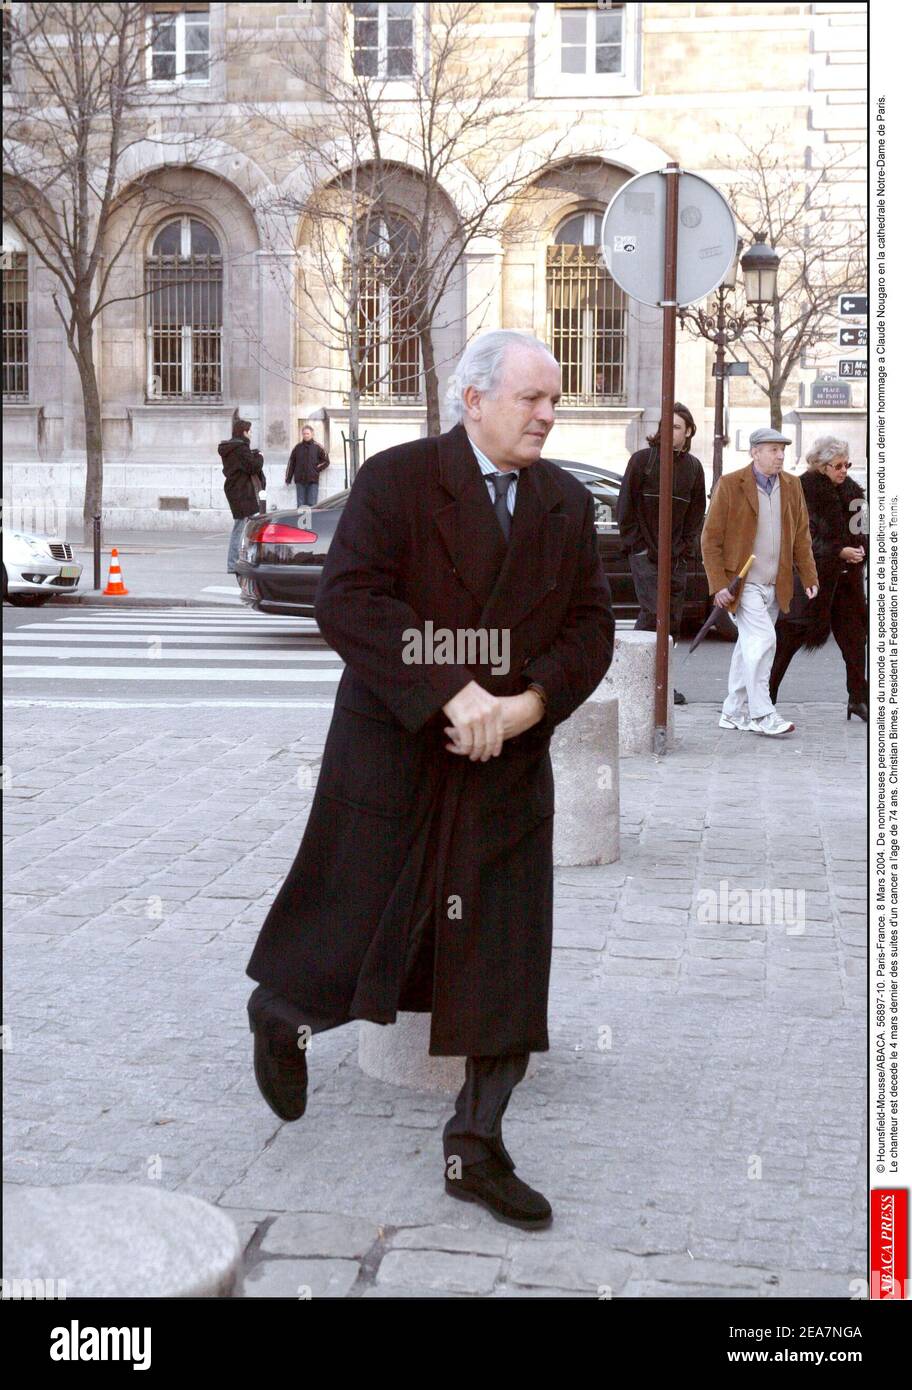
[702,428,818,737]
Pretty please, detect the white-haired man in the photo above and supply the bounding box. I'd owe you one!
[246,329,615,1229]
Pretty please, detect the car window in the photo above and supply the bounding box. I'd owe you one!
[314,489,351,510]
[564,469,619,531]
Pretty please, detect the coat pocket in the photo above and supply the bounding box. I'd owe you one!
[317,706,435,819]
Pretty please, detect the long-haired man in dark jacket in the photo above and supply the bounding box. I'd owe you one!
[617,402,706,704]
[219,418,266,579]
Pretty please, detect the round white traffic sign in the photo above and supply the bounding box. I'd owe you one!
[600,170,737,307]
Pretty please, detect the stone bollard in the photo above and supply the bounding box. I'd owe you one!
[551,685,620,867]
[602,631,675,754]
[358,1013,539,1093]
[2,1184,241,1298]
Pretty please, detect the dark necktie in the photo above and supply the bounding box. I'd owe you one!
[488,471,515,541]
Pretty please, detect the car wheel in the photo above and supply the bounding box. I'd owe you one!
[7,592,54,607]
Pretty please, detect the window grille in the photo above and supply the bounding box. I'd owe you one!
[352,2,414,79]
[559,3,625,75]
[145,217,222,401]
[149,7,210,83]
[2,8,11,87]
[547,211,626,403]
[352,217,421,401]
[2,252,29,400]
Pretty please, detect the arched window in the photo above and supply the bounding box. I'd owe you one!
[355,214,420,401]
[2,223,28,401]
[145,215,222,400]
[547,210,627,403]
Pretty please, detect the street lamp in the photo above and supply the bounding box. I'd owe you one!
[678,237,780,487]
[740,241,780,307]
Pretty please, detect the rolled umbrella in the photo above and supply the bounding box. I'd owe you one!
[687,554,755,655]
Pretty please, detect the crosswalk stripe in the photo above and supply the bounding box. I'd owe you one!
[4,646,343,663]
[4,698,339,709]
[3,666,343,682]
[44,611,317,624]
[15,621,317,635]
[46,614,316,625]
[4,633,329,649]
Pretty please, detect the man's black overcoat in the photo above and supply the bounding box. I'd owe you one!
[246,423,615,1055]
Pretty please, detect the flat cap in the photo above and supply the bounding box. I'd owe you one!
[749,427,792,446]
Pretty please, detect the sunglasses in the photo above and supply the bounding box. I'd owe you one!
[826,461,849,471]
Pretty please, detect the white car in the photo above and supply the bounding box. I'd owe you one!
[2,530,82,606]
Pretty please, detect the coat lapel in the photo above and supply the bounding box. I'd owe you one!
[739,465,759,517]
[433,424,568,628]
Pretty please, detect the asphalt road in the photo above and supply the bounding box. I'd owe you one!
[3,601,856,707]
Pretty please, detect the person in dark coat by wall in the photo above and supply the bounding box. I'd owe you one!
[769,436,868,720]
[245,330,615,1229]
[219,418,266,578]
[617,402,706,705]
[285,424,330,507]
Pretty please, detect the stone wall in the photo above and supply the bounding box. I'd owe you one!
[2,2,867,530]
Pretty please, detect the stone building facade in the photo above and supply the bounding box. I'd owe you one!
[2,2,866,534]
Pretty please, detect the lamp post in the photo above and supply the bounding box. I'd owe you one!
[678,239,780,488]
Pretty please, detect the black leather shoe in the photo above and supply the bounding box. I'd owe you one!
[673,689,687,706]
[847,701,868,722]
[445,1156,552,1229]
[249,1015,308,1122]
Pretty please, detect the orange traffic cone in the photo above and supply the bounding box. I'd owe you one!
[103,547,129,596]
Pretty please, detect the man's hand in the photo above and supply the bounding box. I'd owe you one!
[499,691,545,740]
[840,546,865,564]
[442,686,545,760]
[714,587,735,609]
[442,681,504,761]
[805,585,819,600]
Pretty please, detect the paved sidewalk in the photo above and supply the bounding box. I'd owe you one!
[2,700,866,1298]
[58,529,248,606]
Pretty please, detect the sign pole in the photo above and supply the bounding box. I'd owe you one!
[654,163,680,756]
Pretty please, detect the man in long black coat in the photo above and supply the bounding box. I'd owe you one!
[246,330,615,1227]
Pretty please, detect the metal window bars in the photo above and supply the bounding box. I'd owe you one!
[2,252,29,400]
[546,243,627,403]
[354,246,422,401]
[145,252,222,400]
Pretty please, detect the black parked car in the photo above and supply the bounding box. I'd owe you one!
[235,459,731,638]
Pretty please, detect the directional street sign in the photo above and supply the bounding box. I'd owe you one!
[839,294,868,317]
[838,359,868,379]
[839,327,868,347]
[712,361,750,378]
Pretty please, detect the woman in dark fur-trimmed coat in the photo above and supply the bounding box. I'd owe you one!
[769,436,868,719]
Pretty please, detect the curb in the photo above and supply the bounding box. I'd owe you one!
[54,594,241,609]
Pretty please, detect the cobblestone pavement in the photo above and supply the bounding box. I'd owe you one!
[3,699,866,1298]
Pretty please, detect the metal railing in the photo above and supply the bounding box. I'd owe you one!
[2,253,29,400]
[145,253,223,400]
[546,243,627,403]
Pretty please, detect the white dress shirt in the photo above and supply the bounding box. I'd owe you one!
[467,438,518,517]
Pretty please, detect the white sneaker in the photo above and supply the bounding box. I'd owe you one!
[748,711,795,737]
[719,712,751,730]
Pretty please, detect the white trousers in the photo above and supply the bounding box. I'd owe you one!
[722,581,779,721]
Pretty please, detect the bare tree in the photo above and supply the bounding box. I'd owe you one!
[722,127,866,430]
[2,2,233,542]
[251,1,583,460]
